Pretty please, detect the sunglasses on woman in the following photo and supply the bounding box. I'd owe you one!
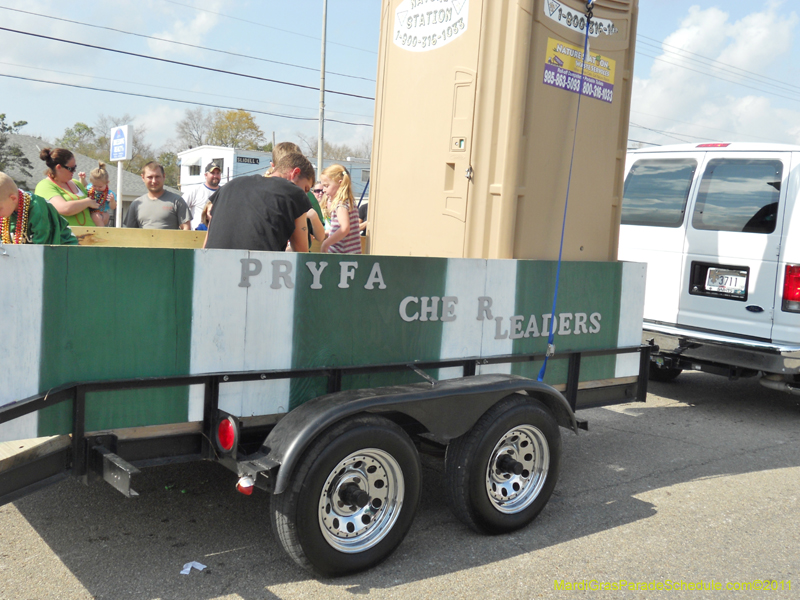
[312,189,323,194]
[61,165,78,173]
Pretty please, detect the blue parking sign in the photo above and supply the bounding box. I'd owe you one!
[110,125,132,162]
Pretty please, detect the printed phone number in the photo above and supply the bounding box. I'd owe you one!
[395,17,465,48]
[552,7,618,36]
[543,69,613,102]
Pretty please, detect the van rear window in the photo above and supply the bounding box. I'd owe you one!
[692,159,782,234]
[621,159,697,227]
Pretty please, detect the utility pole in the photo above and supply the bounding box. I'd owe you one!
[317,0,328,179]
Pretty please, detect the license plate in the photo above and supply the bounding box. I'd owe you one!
[705,268,747,296]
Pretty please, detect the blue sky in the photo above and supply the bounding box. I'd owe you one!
[1,1,798,153]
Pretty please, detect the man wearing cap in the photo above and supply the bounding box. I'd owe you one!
[183,161,222,230]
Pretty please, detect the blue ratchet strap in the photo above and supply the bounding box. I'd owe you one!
[538,1,594,382]
[357,178,370,208]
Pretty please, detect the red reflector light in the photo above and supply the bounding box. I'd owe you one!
[782,265,800,312]
[236,476,254,495]
[217,418,236,451]
[696,143,731,148]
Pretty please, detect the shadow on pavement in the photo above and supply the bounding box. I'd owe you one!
[10,371,800,598]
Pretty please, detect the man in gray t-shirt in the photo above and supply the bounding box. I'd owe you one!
[124,161,191,230]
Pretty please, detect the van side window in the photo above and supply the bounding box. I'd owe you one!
[692,159,782,234]
[621,159,697,227]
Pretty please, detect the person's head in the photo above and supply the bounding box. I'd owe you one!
[0,172,20,219]
[200,201,213,226]
[272,153,315,193]
[39,148,76,184]
[321,164,355,211]
[265,141,303,177]
[89,161,110,191]
[272,142,302,166]
[204,162,221,188]
[311,181,324,200]
[141,161,165,195]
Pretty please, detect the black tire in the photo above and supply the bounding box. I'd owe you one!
[445,394,561,535]
[271,415,421,577]
[649,363,683,382]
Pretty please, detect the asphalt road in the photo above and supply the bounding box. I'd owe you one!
[1,371,798,600]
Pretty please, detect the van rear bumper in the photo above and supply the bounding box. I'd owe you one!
[643,323,800,375]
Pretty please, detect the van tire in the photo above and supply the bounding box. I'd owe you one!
[649,363,682,382]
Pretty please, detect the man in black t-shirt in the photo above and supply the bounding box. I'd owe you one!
[205,154,314,252]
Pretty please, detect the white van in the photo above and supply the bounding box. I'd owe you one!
[617,142,800,394]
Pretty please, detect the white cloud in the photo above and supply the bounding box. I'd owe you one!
[631,3,800,146]
[148,1,223,57]
[134,105,185,149]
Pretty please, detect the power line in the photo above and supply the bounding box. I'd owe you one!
[627,139,661,147]
[636,50,800,106]
[0,5,375,83]
[0,59,374,120]
[637,34,800,94]
[630,110,779,143]
[636,40,800,98]
[0,73,374,128]
[0,27,375,101]
[629,122,716,143]
[162,0,377,55]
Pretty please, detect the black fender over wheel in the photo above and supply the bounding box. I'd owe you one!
[271,414,421,577]
[445,394,561,534]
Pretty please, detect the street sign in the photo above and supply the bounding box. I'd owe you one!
[110,125,132,162]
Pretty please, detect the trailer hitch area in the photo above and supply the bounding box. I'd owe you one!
[231,453,281,494]
[89,444,140,498]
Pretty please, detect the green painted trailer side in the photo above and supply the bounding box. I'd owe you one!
[0,246,645,442]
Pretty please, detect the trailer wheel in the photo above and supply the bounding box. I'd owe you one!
[649,363,682,382]
[445,394,561,534]
[271,415,421,576]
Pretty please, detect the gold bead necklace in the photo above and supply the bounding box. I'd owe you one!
[1,190,32,244]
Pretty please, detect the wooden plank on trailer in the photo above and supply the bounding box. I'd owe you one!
[72,227,206,249]
[0,436,70,474]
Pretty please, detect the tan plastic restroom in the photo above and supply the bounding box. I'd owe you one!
[369,0,639,260]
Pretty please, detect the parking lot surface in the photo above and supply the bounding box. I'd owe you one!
[1,371,798,599]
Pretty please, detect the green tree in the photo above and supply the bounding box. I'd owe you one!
[207,110,265,149]
[296,134,362,161]
[0,114,34,188]
[158,151,180,188]
[175,107,212,149]
[93,115,155,175]
[55,122,101,159]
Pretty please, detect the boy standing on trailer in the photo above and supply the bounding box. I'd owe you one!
[0,172,77,245]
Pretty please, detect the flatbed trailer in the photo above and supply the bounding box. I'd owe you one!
[1,244,648,575]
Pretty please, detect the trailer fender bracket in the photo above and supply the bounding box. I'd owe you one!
[90,445,140,498]
[262,373,577,495]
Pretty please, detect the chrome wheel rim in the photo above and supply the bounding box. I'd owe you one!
[485,424,549,514]
[318,448,404,553]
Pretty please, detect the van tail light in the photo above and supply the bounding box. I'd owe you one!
[696,143,730,148]
[216,416,237,453]
[782,265,800,312]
